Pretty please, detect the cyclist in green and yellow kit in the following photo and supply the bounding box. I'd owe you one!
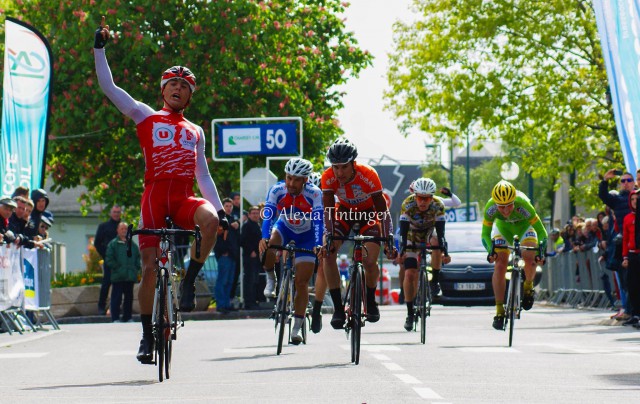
[482,180,547,330]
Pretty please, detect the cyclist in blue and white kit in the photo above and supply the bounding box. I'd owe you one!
[259,158,323,344]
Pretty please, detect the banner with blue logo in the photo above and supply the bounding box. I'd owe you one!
[593,1,640,174]
[0,17,53,195]
[22,248,39,310]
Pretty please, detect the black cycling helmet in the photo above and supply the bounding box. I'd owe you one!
[326,137,358,165]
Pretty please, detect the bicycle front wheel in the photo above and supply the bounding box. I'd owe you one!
[156,269,167,382]
[350,266,363,365]
[419,269,428,344]
[276,271,290,355]
[507,270,519,347]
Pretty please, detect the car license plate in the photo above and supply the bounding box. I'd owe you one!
[454,282,485,291]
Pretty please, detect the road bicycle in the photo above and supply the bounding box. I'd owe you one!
[491,235,540,347]
[262,242,317,355]
[327,225,391,365]
[126,218,201,382]
[404,243,443,344]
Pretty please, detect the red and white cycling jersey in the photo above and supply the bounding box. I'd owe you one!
[137,110,200,184]
[94,48,222,210]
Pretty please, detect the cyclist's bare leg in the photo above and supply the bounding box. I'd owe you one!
[363,241,380,288]
[492,251,509,312]
[190,204,220,263]
[323,237,343,289]
[402,267,418,302]
[263,231,283,270]
[294,262,314,316]
[324,236,346,329]
[521,240,538,283]
[139,247,160,314]
[314,257,327,302]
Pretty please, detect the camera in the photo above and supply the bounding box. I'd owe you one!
[613,169,623,175]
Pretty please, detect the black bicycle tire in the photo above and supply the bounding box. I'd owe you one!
[302,313,308,344]
[508,270,518,347]
[276,270,290,355]
[165,280,173,380]
[156,269,167,382]
[419,269,427,344]
[352,266,363,365]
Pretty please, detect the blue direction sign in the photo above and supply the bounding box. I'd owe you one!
[218,123,298,156]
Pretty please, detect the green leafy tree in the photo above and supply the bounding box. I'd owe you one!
[1,0,371,215]
[386,0,619,208]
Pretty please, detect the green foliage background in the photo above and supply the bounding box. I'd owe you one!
[0,0,372,217]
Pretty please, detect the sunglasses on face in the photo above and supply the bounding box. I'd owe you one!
[620,178,634,183]
[415,195,433,201]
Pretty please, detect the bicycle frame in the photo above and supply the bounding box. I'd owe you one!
[126,219,201,382]
[262,242,317,355]
[491,236,539,347]
[329,229,389,365]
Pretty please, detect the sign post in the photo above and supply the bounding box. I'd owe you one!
[211,117,303,308]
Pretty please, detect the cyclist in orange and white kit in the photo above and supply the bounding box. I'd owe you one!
[93,18,227,364]
[307,172,328,333]
[321,138,397,329]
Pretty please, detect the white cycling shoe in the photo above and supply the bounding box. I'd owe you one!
[290,317,304,345]
[263,273,276,298]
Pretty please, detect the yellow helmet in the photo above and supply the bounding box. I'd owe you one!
[492,180,516,205]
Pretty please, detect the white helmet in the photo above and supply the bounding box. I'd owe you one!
[284,158,313,177]
[339,254,348,261]
[412,177,437,196]
[307,172,321,187]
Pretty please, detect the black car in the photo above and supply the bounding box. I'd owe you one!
[437,221,542,305]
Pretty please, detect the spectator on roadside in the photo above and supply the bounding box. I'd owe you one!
[621,190,640,326]
[635,168,640,190]
[560,223,575,253]
[240,206,262,310]
[598,215,618,308]
[546,228,564,257]
[94,205,122,315]
[35,215,53,249]
[30,188,52,234]
[228,192,243,304]
[11,186,29,199]
[9,196,45,249]
[0,197,18,244]
[599,170,634,320]
[105,222,141,323]
[214,198,238,313]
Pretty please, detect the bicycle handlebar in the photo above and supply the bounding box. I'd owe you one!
[126,224,202,259]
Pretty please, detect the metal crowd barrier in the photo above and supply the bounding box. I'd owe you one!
[538,249,614,310]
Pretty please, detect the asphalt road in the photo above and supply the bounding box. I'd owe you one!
[0,304,638,403]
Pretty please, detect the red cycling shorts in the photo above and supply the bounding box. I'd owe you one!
[138,179,208,249]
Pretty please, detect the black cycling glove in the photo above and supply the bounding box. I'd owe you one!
[94,26,108,48]
[440,187,452,197]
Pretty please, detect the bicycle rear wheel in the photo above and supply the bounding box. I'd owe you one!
[351,266,363,365]
[508,270,519,347]
[156,269,167,382]
[165,283,174,380]
[419,269,428,344]
[276,271,290,355]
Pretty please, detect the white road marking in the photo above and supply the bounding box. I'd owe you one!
[0,353,48,359]
[223,347,274,354]
[104,351,137,356]
[413,387,443,399]
[371,353,391,361]
[340,344,401,352]
[382,362,404,371]
[458,347,519,353]
[394,373,421,384]
[0,330,62,348]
